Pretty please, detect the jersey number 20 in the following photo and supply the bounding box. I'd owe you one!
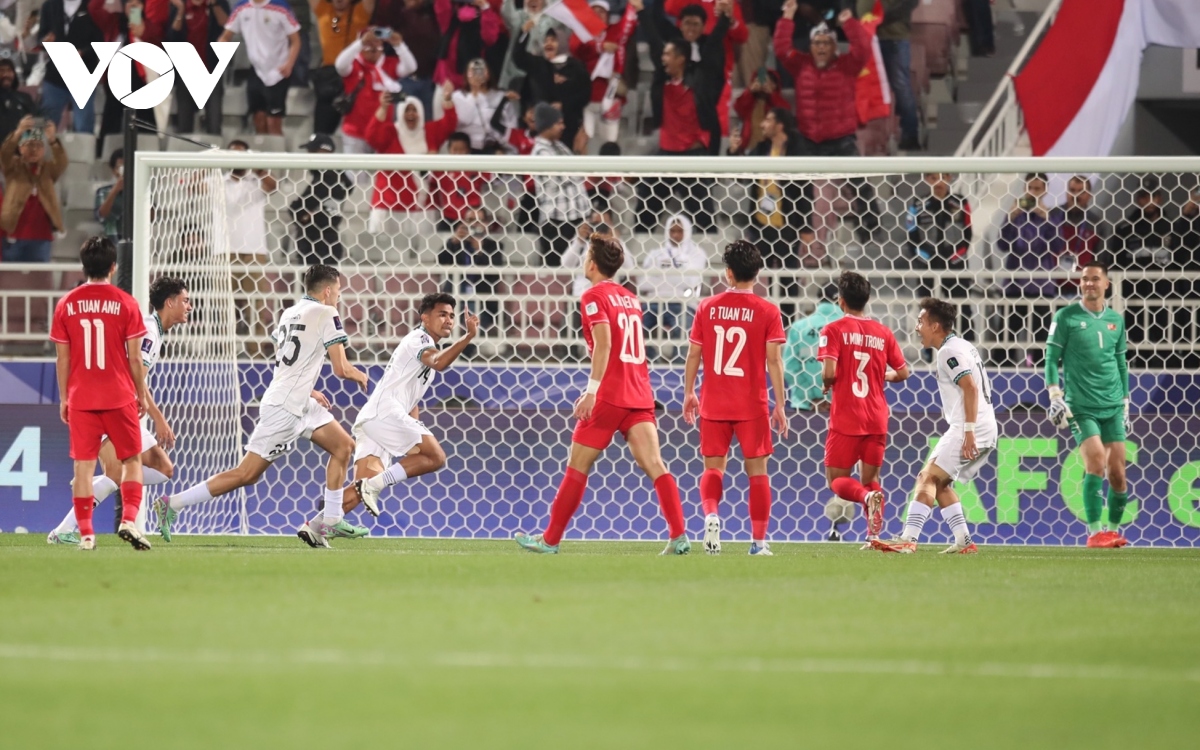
[617,313,646,365]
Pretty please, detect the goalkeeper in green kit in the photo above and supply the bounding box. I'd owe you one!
[1045,262,1132,549]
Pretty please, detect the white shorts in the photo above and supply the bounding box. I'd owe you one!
[246,399,335,462]
[931,424,997,482]
[353,414,433,464]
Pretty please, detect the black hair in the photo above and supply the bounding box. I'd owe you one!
[589,235,624,278]
[0,58,16,71]
[723,240,763,283]
[599,141,621,156]
[1082,260,1109,275]
[109,148,124,170]
[767,106,795,132]
[419,292,456,315]
[838,270,871,311]
[227,139,249,150]
[919,297,956,333]
[663,39,687,59]
[149,277,188,311]
[679,4,707,23]
[80,236,118,280]
[303,264,341,294]
[1025,172,1048,184]
[448,132,472,150]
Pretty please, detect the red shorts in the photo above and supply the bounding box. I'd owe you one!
[824,429,886,470]
[572,401,657,450]
[69,403,141,461]
[700,416,773,459]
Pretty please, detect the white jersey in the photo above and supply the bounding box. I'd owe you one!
[355,326,438,426]
[139,312,164,370]
[261,298,348,416]
[936,335,997,434]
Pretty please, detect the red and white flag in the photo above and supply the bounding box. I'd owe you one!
[1015,0,1200,156]
[546,0,609,43]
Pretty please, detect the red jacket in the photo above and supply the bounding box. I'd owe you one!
[773,18,870,143]
[340,54,410,141]
[364,108,458,211]
[431,170,484,223]
[91,0,169,43]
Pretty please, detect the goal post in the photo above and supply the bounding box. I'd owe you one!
[132,152,1200,546]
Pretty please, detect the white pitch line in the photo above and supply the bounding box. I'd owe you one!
[0,644,1197,684]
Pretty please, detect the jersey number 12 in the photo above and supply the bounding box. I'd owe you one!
[712,325,747,377]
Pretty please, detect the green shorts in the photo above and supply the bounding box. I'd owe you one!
[1069,409,1125,446]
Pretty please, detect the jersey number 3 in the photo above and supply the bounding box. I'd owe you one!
[274,323,307,366]
[851,351,871,398]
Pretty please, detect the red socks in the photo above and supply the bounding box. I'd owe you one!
[73,497,94,537]
[749,475,771,540]
[543,468,587,546]
[699,469,724,517]
[120,482,143,524]
[831,476,870,504]
[654,474,686,539]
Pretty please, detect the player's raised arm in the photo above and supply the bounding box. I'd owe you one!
[767,341,789,439]
[422,311,480,372]
[576,321,612,421]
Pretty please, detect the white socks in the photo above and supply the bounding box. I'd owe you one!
[367,463,408,491]
[901,501,932,542]
[55,474,160,535]
[93,476,118,502]
[144,467,169,486]
[942,502,971,545]
[323,487,344,524]
[170,482,213,511]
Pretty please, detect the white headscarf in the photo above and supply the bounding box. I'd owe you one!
[641,214,706,298]
[395,97,428,155]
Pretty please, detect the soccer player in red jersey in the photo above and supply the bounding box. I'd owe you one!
[515,236,691,554]
[49,237,153,551]
[683,241,789,556]
[816,271,911,544]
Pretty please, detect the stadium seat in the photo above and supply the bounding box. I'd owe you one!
[65,162,93,189]
[224,85,249,117]
[168,133,224,151]
[64,180,104,211]
[59,132,96,164]
[245,134,287,153]
[101,133,161,162]
[0,270,54,336]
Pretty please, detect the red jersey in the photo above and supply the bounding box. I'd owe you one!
[689,289,785,422]
[816,315,906,436]
[580,280,653,409]
[50,282,146,412]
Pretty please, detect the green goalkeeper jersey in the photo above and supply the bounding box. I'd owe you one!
[1046,302,1129,414]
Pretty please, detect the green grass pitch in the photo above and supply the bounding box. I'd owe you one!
[2,535,1199,749]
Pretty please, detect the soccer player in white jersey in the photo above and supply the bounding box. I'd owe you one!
[872,298,996,555]
[47,277,192,545]
[338,293,479,518]
[156,265,369,546]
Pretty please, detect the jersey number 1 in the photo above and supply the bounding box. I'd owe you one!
[712,325,747,377]
[79,318,106,370]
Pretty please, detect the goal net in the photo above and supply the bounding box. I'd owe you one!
[134,152,1200,547]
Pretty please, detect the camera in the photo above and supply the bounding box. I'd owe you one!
[373,27,392,38]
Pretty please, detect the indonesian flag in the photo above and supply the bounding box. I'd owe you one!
[855,1,892,126]
[546,0,609,43]
[1014,0,1200,156]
